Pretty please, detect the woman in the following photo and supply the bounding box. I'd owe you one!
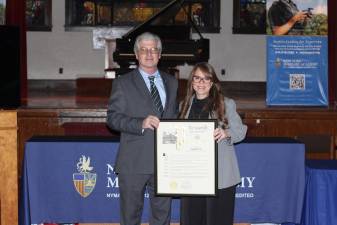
[179,62,247,225]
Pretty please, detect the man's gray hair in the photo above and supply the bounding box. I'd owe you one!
[133,32,162,54]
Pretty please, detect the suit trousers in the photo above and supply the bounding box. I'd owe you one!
[180,185,236,225]
[118,173,172,225]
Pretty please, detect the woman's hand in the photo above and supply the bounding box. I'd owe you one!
[214,128,230,143]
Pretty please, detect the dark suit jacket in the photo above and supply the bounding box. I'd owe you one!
[107,69,178,174]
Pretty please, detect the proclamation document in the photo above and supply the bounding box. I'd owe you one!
[155,120,217,196]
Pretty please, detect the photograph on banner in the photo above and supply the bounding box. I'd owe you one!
[266,35,328,106]
[266,0,327,35]
[0,0,5,25]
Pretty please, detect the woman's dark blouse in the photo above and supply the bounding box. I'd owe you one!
[188,97,210,119]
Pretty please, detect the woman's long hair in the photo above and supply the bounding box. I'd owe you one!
[179,62,227,124]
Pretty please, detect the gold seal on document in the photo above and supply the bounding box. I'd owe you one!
[169,181,178,191]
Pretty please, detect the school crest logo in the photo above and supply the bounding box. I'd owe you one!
[73,155,97,197]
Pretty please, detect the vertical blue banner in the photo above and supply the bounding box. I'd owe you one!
[266,36,328,106]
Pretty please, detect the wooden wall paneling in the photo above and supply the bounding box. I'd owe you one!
[242,110,337,159]
[17,110,65,176]
[17,108,111,176]
[0,111,18,225]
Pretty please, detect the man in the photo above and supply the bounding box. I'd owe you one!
[268,0,308,35]
[107,32,178,225]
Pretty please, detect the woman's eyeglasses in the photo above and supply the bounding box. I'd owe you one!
[192,75,212,83]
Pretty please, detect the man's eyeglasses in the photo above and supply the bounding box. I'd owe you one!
[138,47,160,55]
[192,75,212,83]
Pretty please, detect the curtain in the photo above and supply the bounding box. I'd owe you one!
[328,0,337,104]
[6,0,27,101]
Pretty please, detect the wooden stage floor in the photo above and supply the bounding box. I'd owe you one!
[21,79,336,111]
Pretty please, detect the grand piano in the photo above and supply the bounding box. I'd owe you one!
[113,0,210,76]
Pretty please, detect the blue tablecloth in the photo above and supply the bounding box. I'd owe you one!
[20,137,305,225]
[300,160,337,225]
[234,138,305,224]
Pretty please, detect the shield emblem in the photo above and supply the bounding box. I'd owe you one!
[73,172,97,197]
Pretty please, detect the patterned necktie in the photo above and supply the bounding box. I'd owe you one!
[148,76,163,114]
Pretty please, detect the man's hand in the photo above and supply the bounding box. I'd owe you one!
[291,11,308,23]
[142,115,160,130]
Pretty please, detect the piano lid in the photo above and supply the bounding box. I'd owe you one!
[122,0,204,41]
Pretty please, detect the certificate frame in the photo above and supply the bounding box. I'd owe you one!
[155,119,218,196]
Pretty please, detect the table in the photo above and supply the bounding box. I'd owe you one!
[20,137,305,225]
[300,160,337,225]
[234,138,305,224]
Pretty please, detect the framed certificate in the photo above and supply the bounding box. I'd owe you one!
[155,119,218,196]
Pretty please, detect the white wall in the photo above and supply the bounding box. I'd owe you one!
[27,0,266,81]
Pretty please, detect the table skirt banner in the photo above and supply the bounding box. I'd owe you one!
[20,137,305,225]
[300,160,337,225]
[234,139,305,224]
[20,137,180,225]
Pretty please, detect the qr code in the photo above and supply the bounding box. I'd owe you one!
[289,74,305,90]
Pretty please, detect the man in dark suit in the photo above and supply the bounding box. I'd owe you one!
[107,32,178,225]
